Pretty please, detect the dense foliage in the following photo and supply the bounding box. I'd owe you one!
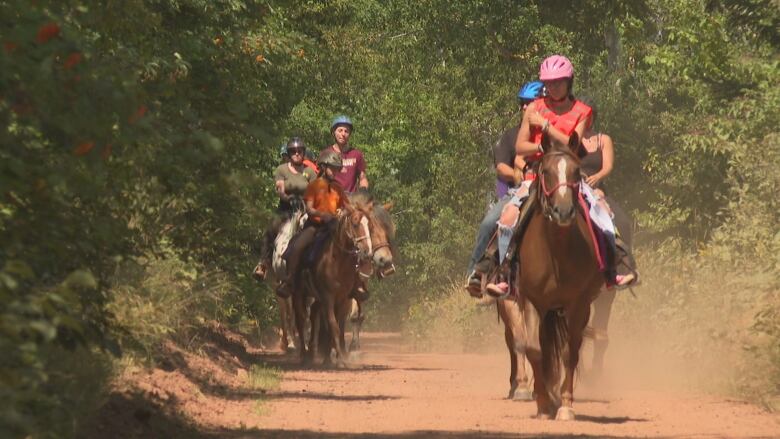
[0,0,777,436]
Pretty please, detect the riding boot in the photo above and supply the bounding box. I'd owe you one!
[465,237,499,297]
[614,235,639,287]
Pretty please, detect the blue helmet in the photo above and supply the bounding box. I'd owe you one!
[517,81,544,101]
[330,115,353,132]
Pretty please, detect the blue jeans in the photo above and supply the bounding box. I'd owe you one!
[467,194,511,273]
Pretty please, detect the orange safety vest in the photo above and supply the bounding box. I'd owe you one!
[525,98,593,162]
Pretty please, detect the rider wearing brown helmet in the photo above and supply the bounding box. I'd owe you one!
[278,149,349,297]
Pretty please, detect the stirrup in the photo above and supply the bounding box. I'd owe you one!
[465,271,484,298]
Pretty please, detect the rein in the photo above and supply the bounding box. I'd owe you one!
[334,211,376,279]
[536,151,581,219]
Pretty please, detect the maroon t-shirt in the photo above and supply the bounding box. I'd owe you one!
[323,145,366,193]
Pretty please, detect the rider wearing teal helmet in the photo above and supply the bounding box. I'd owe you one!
[322,114,368,193]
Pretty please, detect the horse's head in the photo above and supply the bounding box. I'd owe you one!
[344,192,395,277]
[537,132,582,227]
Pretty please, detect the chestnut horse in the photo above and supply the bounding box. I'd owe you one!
[292,194,394,366]
[514,132,604,420]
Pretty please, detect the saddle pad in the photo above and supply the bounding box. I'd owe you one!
[305,223,335,266]
[272,211,307,277]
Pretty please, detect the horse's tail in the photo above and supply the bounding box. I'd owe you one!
[540,309,568,400]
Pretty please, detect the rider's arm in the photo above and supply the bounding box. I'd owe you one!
[493,131,517,183]
[516,102,592,153]
[599,134,614,178]
[516,102,541,155]
[275,179,288,201]
[357,152,368,189]
[305,198,332,222]
[586,133,614,186]
[495,163,514,183]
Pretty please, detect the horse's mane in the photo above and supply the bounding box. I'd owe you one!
[541,132,582,162]
[347,190,396,250]
[348,190,374,212]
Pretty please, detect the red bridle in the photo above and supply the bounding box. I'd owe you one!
[540,172,580,198]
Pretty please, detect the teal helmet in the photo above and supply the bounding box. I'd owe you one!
[330,115,353,133]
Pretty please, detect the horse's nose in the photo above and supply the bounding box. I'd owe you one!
[552,204,576,223]
[373,249,392,268]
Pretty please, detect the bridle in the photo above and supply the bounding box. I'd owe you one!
[337,209,392,280]
[536,151,581,220]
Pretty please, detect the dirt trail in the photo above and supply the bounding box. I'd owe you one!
[88,329,779,438]
[252,333,778,438]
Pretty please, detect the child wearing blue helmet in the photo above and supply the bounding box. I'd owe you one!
[465,81,544,296]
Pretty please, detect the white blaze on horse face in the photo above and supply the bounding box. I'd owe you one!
[360,215,373,255]
[556,158,568,197]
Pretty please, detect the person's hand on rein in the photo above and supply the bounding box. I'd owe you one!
[586,172,603,187]
[528,110,546,127]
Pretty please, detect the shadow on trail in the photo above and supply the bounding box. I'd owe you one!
[201,430,688,438]
[265,390,400,402]
[575,414,649,424]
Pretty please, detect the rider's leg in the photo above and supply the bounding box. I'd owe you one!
[468,195,510,274]
[278,225,317,297]
[466,195,510,296]
[608,197,639,286]
[581,184,636,287]
[484,182,532,296]
[255,215,284,280]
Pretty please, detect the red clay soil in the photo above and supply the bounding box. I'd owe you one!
[84,328,780,438]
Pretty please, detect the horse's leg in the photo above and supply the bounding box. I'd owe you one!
[276,295,289,351]
[324,294,348,367]
[508,299,534,401]
[523,304,555,418]
[497,301,518,399]
[590,288,616,380]
[556,302,591,421]
[349,299,363,352]
[335,298,351,358]
[291,290,308,365]
[308,299,321,365]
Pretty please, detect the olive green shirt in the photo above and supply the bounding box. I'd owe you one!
[275,163,316,197]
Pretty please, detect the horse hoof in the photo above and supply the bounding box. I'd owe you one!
[513,389,534,401]
[534,412,553,420]
[555,407,576,421]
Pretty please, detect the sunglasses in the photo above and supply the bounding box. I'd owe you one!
[288,148,305,155]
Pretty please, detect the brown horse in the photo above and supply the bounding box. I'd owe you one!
[293,194,394,367]
[513,132,604,420]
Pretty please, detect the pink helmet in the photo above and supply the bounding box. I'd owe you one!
[539,55,574,81]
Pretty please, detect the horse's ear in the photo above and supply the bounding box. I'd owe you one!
[383,202,393,212]
[541,132,552,153]
[568,132,580,153]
